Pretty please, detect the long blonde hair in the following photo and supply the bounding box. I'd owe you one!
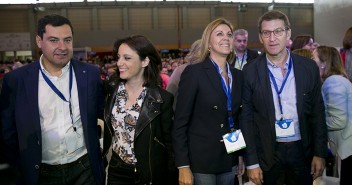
[199,18,234,63]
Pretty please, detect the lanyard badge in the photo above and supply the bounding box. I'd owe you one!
[275,119,294,138]
[222,129,246,154]
[268,57,296,139]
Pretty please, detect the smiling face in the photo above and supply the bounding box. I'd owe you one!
[209,24,233,60]
[116,43,149,82]
[259,19,291,59]
[36,24,73,71]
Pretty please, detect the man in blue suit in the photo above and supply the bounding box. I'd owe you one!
[0,14,105,185]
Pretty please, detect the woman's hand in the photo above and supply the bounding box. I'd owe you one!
[237,156,246,176]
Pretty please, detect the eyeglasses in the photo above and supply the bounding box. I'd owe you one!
[260,28,288,38]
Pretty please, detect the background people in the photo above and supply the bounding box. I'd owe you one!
[341,26,352,81]
[291,48,312,59]
[240,10,327,185]
[312,46,352,185]
[231,29,260,70]
[166,39,201,109]
[0,14,105,185]
[102,35,176,185]
[291,35,317,51]
[173,18,244,185]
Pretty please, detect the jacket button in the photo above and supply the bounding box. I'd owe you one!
[35,165,40,169]
[220,124,224,128]
[213,106,218,110]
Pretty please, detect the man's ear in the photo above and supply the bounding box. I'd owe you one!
[36,35,42,49]
[142,57,150,67]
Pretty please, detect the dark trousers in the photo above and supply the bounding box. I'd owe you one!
[39,154,96,185]
[340,155,352,185]
[107,152,146,185]
[262,141,313,185]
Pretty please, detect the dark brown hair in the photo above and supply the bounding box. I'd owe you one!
[112,35,162,87]
[291,35,312,51]
[37,14,73,39]
[316,46,348,81]
[257,10,290,33]
[343,27,352,50]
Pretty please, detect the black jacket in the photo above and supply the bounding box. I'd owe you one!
[240,53,327,170]
[173,57,243,174]
[103,79,177,185]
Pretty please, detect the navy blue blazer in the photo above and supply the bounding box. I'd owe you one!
[173,57,243,174]
[0,60,105,185]
[240,53,327,170]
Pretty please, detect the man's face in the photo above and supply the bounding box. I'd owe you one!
[36,24,73,69]
[259,19,291,57]
[233,34,248,53]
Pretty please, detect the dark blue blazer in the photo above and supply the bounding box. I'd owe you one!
[240,53,327,170]
[0,60,105,185]
[173,57,243,174]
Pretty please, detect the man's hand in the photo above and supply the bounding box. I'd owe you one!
[311,156,325,180]
[178,167,193,185]
[247,167,263,185]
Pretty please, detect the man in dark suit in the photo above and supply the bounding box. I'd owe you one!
[240,10,327,185]
[231,29,260,70]
[0,14,105,185]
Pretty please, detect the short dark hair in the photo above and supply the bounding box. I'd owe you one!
[37,14,73,39]
[258,10,291,33]
[112,35,162,87]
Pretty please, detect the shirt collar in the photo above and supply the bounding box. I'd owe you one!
[266,49,291,68]
[39,54,71,77]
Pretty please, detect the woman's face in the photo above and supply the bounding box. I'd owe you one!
[302,38,314,50]
[209,24,233,59]
[116,43,149,82]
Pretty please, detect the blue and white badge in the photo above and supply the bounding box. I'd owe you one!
[275,119,294,138]
[222,129,246,154]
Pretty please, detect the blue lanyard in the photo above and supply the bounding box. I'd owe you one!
[236,52,247,70]
[268,57,292,119]
[210,58,234,129]
[38,62,76,131]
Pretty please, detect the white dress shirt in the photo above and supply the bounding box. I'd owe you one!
[38,56,87,165]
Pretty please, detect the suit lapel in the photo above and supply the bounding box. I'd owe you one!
[72,61,88,131]
[292,55,304,118]
[203,58,227,107]
[24,62,41,139]
[257,56,276,131]
[135,88,161,138]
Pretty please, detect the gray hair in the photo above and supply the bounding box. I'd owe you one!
[233,29,248,37]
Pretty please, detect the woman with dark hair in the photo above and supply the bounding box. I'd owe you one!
[291,35,315,51]
[312,46,352,185]
[103,35,176,185]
